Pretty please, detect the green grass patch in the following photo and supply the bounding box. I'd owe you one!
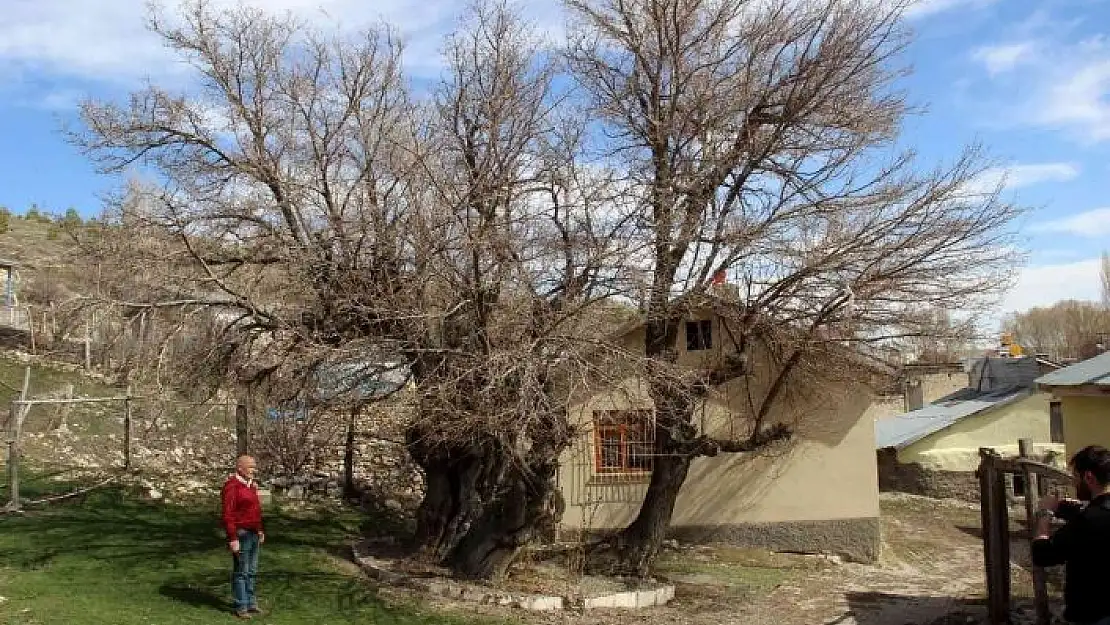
[654,547,813,600]
[0,470,499,625]
[0,354,118,403]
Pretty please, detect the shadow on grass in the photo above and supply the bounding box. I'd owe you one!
[0,470,492,624]
[158,568,423,618]
[159,582,229,611]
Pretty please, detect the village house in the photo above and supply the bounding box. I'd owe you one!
[555,305,894,564]
[875,355,1064,500]
[1035,350,1110,456]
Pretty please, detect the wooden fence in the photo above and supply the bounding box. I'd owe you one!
[3,366,250,514]
[978,441,1074,625]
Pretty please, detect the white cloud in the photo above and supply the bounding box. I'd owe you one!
[972,42,1034,75]
[0,0,1001,95]
[1033,207,1110,238]
[1036,55,1110,143]
[0,0,564,88]
[979,31,1110,144]
[967,162,1081,194]
[1000,257,1104,313]
[904,0,998,18]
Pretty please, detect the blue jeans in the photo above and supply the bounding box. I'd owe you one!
[231,529,259,612]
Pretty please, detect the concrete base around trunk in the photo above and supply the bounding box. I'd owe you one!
[665,516,882,564]
[350,542,675,611]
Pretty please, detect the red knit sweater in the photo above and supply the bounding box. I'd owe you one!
[221,475,263,540]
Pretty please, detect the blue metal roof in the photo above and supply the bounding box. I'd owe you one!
[1035,351,1110,388]
[874,386,1032,450]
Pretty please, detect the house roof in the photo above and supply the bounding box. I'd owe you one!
[874,385,1032,450]
[1035,351,1110,388]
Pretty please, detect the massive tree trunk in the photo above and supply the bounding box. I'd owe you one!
[407,432,504,561]
[407,417,568,580]
[445,454,561,580]
[615,379,700,577]
[612,316,694,575]
[614,317,790,577]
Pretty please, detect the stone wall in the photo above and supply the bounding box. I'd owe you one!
[876,448,980,502]
[263,403,425,513]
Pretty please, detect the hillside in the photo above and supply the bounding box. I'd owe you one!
[0,212,87,308]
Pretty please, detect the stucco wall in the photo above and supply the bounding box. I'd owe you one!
[919,372,968,405]
[866,396,904,422]
[556,331,881,561]
[1061,395,1110,456]
[895,394,1053,471]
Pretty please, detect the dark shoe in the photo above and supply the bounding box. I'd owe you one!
[234,610,253,619]
[247,606,264,615]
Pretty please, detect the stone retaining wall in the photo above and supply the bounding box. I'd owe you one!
[876,448,981,503]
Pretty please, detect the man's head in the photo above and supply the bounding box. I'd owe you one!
[1070,445,1110,501]
[236,455,257,481]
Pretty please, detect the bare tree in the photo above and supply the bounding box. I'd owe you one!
[398,1,643,579]
[565,0,1022,575]
[1102,251,1109,310]
[1003,299,1110,361]
[70,0,636,580]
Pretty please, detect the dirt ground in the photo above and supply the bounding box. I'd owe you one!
[391,493,1061,625]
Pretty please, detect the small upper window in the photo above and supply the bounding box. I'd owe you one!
[686,320,713,351]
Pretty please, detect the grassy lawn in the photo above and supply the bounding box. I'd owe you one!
[654,545,829,601]
[0,472,496,625]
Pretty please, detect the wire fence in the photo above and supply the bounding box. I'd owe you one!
[3,364,423,512]
[2,364,247,512]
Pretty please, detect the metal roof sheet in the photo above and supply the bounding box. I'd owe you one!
[1035,351,1110,388]
[874,386,1031,450]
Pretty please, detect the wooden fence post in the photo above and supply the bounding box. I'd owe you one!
[1019,439,1050,625]
[980,448,1012,624]
[123,386,133,471]
[83,319,92,371]
[4,402,19,513]
[4,367,31,514]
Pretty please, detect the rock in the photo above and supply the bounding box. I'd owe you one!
[147,488,163,500]
[516,595,563,611]
[384,499,403,512]
[286,485,305,500]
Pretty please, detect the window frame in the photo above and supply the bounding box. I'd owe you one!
[593,409,654,475]
[685,319,713,352]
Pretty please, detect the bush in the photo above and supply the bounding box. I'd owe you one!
[0,208,10,234]
[25,204,52,224]
[61,207,83,230]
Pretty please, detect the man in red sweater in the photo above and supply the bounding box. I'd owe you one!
[222,455,265,619]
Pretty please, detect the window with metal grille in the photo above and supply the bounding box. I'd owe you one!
[686,319,712,351]
[593,410,654,474]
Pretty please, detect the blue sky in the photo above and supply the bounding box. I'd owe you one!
[0,0,1107,318]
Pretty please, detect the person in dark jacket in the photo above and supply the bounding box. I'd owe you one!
[1032,445,1110,625]
[222,455,265,619]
